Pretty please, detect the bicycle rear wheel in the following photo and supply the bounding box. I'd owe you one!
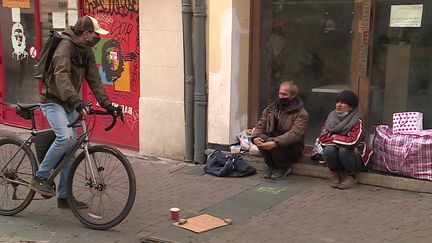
[67,145,136,230]
[0,137,37,216]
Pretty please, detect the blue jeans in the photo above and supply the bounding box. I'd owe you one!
[36,103,77,199]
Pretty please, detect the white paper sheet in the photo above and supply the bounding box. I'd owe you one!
[52,12,66,29]
[11,8,20,23]
[390,4,423,27]
[68,9,78,26]
[67,0,78,9]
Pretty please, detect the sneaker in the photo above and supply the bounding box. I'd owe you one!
[338,174,357,190]
[29,176,56,197]
[58,198,89,209]
[271,167,292,180]
[329,171,340,188]
[263,166,274,179]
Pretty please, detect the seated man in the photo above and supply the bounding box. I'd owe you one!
[252,81,309,180]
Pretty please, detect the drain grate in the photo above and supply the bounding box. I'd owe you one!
[141,237,177,243]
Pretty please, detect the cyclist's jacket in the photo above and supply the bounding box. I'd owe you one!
[40,27,112,113]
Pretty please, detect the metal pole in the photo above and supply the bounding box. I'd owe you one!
[193,0,207,164]
[182,0,194,162]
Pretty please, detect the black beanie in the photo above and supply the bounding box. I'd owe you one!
[336,90,359,109]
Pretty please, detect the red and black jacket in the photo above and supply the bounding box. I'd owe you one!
[318,119,373,165]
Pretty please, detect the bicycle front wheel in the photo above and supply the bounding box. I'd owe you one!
[67,145,136,230]
[0,137,37,216]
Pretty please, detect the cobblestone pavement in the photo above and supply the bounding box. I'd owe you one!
[1,157,432,242]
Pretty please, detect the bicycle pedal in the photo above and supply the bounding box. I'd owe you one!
[41,194,54,199]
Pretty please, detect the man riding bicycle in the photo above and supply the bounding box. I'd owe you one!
[29,16,122,209]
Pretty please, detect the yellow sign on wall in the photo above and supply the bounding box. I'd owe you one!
[3,0,30,9]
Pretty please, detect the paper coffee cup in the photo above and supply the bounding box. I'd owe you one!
[170,207,180,221]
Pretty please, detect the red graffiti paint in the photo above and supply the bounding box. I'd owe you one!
[84,1,140,150]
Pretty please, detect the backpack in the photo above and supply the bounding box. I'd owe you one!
[35,30,63,81]
[35,30,86,81]
[204,150,256,177]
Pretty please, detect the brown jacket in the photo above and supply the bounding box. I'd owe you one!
[40,27,111,112]
[252,97,309,148]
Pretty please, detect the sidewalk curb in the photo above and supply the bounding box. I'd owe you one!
[1,125,431,194]
[206,149,432,194]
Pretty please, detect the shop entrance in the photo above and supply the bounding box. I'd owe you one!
[0,1,44,128]
[0,1,139,150]
[250,0,355,145]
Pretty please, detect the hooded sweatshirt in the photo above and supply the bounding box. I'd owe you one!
[40,27,111,112]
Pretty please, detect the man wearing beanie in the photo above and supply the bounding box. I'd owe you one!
[252,81,309,180]
[318,90,372,189]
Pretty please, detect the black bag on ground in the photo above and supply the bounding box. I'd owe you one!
[33,129,56,163]
[204,150,256,177]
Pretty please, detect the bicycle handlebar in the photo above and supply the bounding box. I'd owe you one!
[67,106,123,131]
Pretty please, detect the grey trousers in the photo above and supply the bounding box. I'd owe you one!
[323,146,364,173]
[258,134,302,169]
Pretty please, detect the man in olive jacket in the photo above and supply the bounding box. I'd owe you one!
[30,16,122,209]
[252,81,309,180]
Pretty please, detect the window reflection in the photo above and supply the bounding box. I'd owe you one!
[260,0,354,144]
[0,1,38,103]
[369,0,432,131]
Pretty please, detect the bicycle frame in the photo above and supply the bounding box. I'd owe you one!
[1,104,133,229]
[45,119,97,184]
[0,135,34,187]
[0,119,98,188]
[2,101,121,188]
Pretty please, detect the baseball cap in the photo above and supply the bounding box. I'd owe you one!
[74,16,109,35]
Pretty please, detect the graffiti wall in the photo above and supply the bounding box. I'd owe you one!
[83,0,139,149]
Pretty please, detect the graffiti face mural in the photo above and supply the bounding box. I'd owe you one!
[102,39,124,82]
[84,0,140,149]
[11,22,28,60]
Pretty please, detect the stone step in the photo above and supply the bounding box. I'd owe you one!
[205,149,432,194]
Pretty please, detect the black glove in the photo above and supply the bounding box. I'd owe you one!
[73,100,86,113]
[106,104,123,117]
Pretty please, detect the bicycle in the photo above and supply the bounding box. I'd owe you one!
[0,102,136,230]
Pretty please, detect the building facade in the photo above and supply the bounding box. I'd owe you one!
[1,0,431,161]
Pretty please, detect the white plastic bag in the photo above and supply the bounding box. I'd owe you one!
[237,129,252,151]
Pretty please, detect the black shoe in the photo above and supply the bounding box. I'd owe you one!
[58,198,89,209]
[29,176,56,197]
[263,166,274,179]
[271,167,292,180]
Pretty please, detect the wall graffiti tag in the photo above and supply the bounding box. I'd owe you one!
[85,0,139,18]
[84,0,139,149]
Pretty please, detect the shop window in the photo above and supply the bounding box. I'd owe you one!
[369,1,432,131]
[259,0,354,144]
[0,2,38,103]
[40,0,79,42]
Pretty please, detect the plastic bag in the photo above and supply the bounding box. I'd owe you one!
[237,129,252,151]
[311,138,324,161]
